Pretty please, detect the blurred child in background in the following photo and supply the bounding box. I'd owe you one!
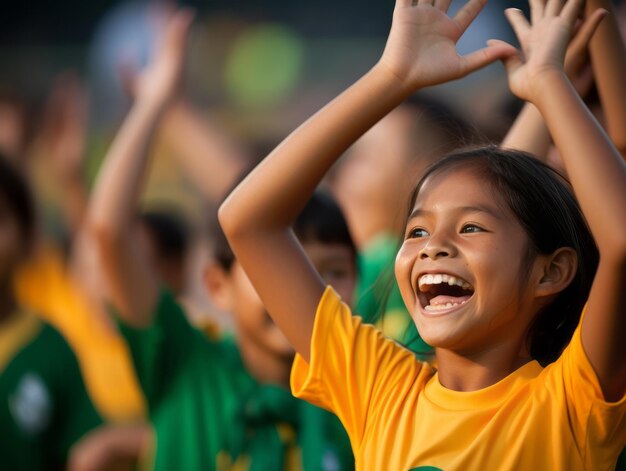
[0,154,103,470]
[86,9,354,470]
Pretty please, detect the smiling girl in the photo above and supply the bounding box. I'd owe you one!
[219,0,626,469]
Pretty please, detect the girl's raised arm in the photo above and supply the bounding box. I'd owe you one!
[219,0,514,361]
[501,0,626,401]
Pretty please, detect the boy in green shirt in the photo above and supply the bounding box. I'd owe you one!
[86,10,354,470]
[0,155,103,470]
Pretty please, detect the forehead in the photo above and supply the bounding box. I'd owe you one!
[413,166,507,215]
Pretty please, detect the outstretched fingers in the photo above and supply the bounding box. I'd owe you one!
[545,0,566,18]
[453,0,488,32]
[505,8,531,41]
[560,0,586,25]
[434,0,453,12]
[529,0,545,25]
[160,9,195,61]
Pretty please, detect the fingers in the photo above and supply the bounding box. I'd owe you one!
[505,8,531,41]
[545,0,566,17]
[453,0,488,32]
[529,0,545,25]
[459,40,518,76]
[434,0,453,12]
[161,8,195,58]
[572,7,608,42]
[560,0,586,24]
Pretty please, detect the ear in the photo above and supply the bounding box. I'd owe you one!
[534,247,578,298]
[203,262,235,312]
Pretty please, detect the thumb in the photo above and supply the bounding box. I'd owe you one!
[459,40,518,77]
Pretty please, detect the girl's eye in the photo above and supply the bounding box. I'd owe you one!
[407,227,429,239]
[461,224,483,234]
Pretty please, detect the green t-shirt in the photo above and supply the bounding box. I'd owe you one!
[0,310,103,470]
[119,290,354,471]
[355,234,432,358]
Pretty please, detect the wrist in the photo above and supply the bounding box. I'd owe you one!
[529,70,570,108]
[371,61,422,98]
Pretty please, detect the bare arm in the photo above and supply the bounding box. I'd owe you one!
[219,0,515,361]
[161,100,249,201]
[503,0,626,400]
[38,73,90,236]
[86,10,193,327]
[586,0,626,156]
[502,16,596,160]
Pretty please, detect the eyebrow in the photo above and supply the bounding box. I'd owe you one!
[408,205,503,221]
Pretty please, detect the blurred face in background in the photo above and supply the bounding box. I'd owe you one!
[331,107,416,249]
[206,240,356,360]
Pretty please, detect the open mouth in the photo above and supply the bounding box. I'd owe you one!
[417,273,474,313]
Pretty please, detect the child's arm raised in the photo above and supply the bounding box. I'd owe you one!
[219,0,514,361]
[586,0,626,157]
[502,18,597,160]
[501,0,626,400]
[86,10,193,327]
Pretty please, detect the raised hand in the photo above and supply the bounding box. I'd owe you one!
[497,0,606,103]
[378,0,516,90]
[130,9,194,109]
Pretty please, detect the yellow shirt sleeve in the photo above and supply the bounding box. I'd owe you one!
[546,321,626,469]
[291,286,433,453]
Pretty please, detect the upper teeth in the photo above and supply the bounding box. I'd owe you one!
[418,273,472,291]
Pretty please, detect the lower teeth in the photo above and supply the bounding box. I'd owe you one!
[425,301,466,312]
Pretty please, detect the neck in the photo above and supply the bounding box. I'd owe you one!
[237,336,293,388]
[434,344,532,392]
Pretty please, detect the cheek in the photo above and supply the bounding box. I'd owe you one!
[395,244,417,311]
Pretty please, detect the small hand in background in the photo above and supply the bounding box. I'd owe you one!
[119,8,194,110]
[39,72,88,184]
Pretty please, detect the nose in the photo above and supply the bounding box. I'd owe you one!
[419,235,455,260]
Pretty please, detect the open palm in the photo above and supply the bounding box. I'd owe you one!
[379,0,515,90]
[500,0,606,102]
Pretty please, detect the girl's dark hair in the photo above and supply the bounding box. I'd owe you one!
[406,145,599,365]
[0,154,35,246]
[211,189,356,272]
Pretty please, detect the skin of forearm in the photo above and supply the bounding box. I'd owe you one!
[586,0,626,153]
[501,103,553,158]
[534,72,626,255]
[220,64,413,235]
[89,98,165,236]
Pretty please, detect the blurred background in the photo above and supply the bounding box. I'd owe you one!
[1,0,623,325]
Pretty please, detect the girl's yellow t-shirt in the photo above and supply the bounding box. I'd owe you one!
[292,286,626,471]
